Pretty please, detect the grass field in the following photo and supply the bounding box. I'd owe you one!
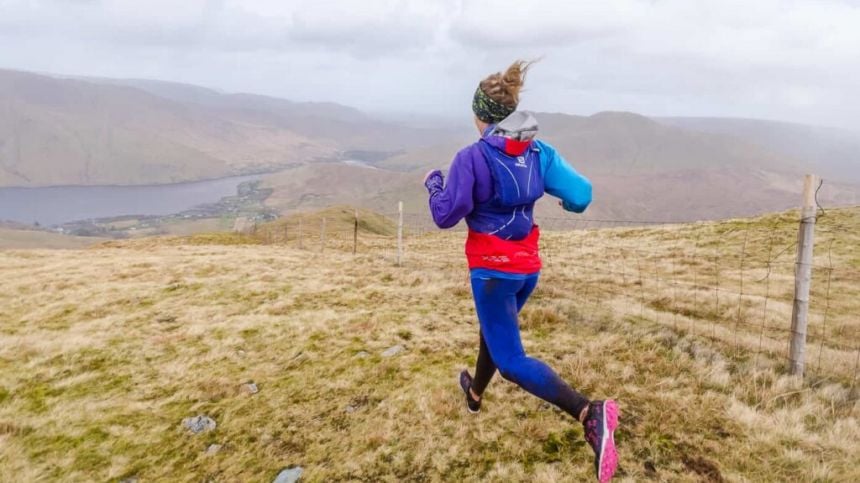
[0,228,107,249]
[0,208,858,482]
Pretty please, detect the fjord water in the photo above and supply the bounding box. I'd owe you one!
[0,174,262,226]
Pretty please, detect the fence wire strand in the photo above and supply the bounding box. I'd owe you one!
[246,207,857,385]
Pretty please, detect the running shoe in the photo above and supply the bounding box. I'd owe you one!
[583,399,619,482]
[459,370,481,413]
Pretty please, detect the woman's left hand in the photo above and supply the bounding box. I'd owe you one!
[423,169,444,192]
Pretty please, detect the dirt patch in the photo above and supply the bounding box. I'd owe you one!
[682,453,723,482]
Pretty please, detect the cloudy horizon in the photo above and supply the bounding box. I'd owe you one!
[2,0,859,130]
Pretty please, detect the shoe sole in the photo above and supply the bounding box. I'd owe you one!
[458,371,480,414]
[598,400,619,482]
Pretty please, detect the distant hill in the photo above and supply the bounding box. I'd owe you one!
[2,69,858,222]
[537,112,801,175]
[0,69,338,186]
[530,112,858,220]
[97,77,451,152]
[92,78,368,123]
[658,117,860,183]
[264,111,859,222]
[0,70,446,187]
[261,163,425,214]
[372,112,805,176]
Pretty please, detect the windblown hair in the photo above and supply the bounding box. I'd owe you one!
[479,60,535,108]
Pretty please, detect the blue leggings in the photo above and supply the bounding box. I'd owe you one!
[470,274,589,419]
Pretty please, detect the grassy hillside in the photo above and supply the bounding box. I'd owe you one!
[254,206,399,243]
[0,209,860,481]
[0,207,857,481]
[261,163,422,215]
[0,227,107,249]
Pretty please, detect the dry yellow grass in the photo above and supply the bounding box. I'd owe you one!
[0,208,858,482]
[0,228,107,249]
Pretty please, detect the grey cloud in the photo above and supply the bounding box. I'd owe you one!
[285,1,448,57]
[450,22,614,50]
[448,1,635,49]
[0,0,291,52]
[1,0,450,57]
[0,0,858,129]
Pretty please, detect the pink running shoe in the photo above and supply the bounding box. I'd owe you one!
[583,400,619,482]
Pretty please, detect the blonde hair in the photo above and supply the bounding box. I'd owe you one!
[479,60,535,108]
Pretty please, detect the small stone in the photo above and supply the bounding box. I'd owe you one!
[237,349,247,357]
[120,477,139,483]
[273,466,303,483]
[206,443,222,455]
[345,405,357,413]
[182,415,216,434]
[381,345,404,357]
[355,351,370,358]
[243,382,259,394]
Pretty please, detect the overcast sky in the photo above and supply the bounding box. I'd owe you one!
[1,0,859,129]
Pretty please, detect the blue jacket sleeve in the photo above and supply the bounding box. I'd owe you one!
[536,140,592,213]
[425,148,475,228]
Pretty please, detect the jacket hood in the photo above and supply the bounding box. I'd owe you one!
[494,111,539,141]
[482,110,539,156]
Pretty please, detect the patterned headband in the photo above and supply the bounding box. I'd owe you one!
[472,86,516,124]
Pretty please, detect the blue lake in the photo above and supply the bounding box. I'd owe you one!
[0,174,263,226]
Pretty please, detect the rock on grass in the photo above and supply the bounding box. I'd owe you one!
[381,345,404,357]
[182,415,216,434]
[273,466,303,483]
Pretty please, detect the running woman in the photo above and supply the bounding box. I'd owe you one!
[423,61,619,482]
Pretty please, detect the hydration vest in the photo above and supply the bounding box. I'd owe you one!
[478,140,544,208]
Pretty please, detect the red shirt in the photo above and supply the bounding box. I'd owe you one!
[464,225,542,274]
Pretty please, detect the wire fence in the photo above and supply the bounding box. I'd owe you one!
[245,205,860,392]
[534,215,860,388]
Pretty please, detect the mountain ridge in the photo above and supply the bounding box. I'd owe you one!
[658,116,860,182]
[1,68,858,222]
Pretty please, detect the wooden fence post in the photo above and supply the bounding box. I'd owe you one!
[397,201,403,267]
[298,218,303,250]
[789,174,818,377]
[353,209,359,255]
[320,217,326,253]
[284,224,288,246]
